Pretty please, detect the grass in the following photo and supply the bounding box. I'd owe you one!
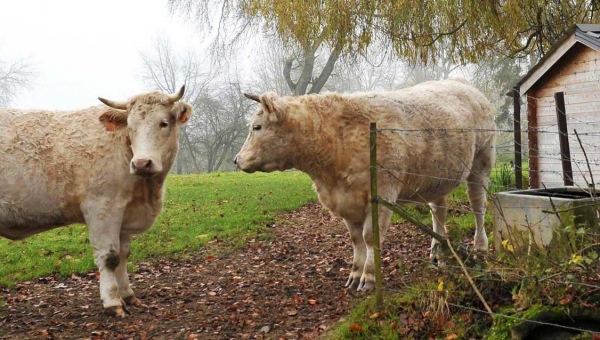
[327,161,600,339]
[0,171,316,287]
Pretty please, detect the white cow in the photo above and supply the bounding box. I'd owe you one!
[0,87,192,316]
[235,79,496,291]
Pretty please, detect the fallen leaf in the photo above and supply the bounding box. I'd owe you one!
[308,299,317,305]
[559,294,573,305]
[370,312,381,319]
[445,334,458,340]
[285,308,298,316]
[349,324,363,332]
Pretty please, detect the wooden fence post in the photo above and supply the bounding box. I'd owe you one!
[513,87,523,189]
[369,122,383,310]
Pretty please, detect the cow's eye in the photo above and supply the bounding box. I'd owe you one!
[253,125,261,131]
[159,121,169,128]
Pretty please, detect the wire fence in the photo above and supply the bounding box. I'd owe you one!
[366,90,600,337]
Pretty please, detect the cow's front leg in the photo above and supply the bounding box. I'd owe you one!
[343,220,366,290]
[84,200,128,317]
[358,206,392,291]
[115,233,145,308]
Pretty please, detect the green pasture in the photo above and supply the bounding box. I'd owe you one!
[0,162,524,288]
[0,171,316,287]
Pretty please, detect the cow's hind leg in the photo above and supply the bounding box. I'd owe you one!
[115,233,145,308]
[467,151,493,251]
[344,219,366,290]
[429,196,448,261]
[358,206,393,291]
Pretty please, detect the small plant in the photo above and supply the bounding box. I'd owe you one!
[489,162,515,193]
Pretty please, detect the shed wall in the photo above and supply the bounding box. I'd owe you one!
[527,43,600,189]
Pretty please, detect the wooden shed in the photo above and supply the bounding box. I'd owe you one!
[512,23,600,189]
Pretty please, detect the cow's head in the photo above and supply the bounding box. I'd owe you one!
[98,86,192,177]
[234,92,292,173]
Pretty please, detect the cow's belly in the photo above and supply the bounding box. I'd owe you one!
[399,180,463,203]
[0,208,83,240]
[0,179,83,240]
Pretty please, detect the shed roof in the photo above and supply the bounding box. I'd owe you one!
[512,24,600,96]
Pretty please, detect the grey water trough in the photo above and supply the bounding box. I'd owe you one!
[493,186,599,253]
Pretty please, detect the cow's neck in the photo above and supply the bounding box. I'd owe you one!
[133,175,166,204]
[287,107,349,188]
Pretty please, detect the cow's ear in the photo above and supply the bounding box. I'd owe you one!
[99,110,128,132]
[171,102,193,125]
[260,92,285,121]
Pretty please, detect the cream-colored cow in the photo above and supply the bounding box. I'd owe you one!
[235,79,496,291]
[0,87,192,316]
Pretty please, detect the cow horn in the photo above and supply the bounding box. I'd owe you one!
[244,93,260,102]
[98,97,127,110]
[167,85,185,103]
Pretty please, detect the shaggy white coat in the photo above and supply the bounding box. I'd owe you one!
[0,89,192,315]
[235,79,496,290]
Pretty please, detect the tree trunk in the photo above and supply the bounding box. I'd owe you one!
[309,45,341,94]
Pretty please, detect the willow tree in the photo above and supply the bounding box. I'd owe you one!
[169,0,599,94]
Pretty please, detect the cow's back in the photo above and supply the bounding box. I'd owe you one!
[0,107,131,239]
[339,79,496,202]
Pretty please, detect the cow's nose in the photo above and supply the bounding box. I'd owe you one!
[233,156,238,165]
[132,158,153,172]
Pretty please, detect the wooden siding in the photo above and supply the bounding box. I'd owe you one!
[527,43,600,189]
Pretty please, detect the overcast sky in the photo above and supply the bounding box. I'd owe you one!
[0,0,200,110]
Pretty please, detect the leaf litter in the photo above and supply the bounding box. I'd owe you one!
[0,202,430,339]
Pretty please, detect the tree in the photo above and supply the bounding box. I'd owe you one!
[140,37,215,173]
[188,79,250,172]
[169,0,354,95]
[325,48,406,92]
[140,37,249,173]
[169,0,599,80]
[247,38,294,95]
[0,55,35,106]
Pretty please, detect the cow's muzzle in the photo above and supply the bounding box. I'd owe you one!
[131,158,161,177]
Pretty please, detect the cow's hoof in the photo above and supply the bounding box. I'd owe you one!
[345,276,360,290]
[357,281,375,292]
[124,296,147,308]
[104,305,129,317]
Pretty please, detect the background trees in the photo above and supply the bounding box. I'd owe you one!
[140,37,248,173]
[155,0,598,173]
[0,53,35,107]
[168,0,599,87]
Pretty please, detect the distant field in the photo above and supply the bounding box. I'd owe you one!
[0,171,316,287]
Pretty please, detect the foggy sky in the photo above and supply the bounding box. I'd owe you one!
[0,0,199,110]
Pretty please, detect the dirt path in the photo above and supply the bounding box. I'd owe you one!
[0,203,430,339]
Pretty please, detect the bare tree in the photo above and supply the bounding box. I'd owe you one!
[140,37,216,173]
[140,37,249,173]
[325,47,407,92]
[0,55,36,107]
[248,38,293,95]
[188,79,250,172]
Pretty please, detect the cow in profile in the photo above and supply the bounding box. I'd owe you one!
[0,87,192,316]
[235,79,496,291]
